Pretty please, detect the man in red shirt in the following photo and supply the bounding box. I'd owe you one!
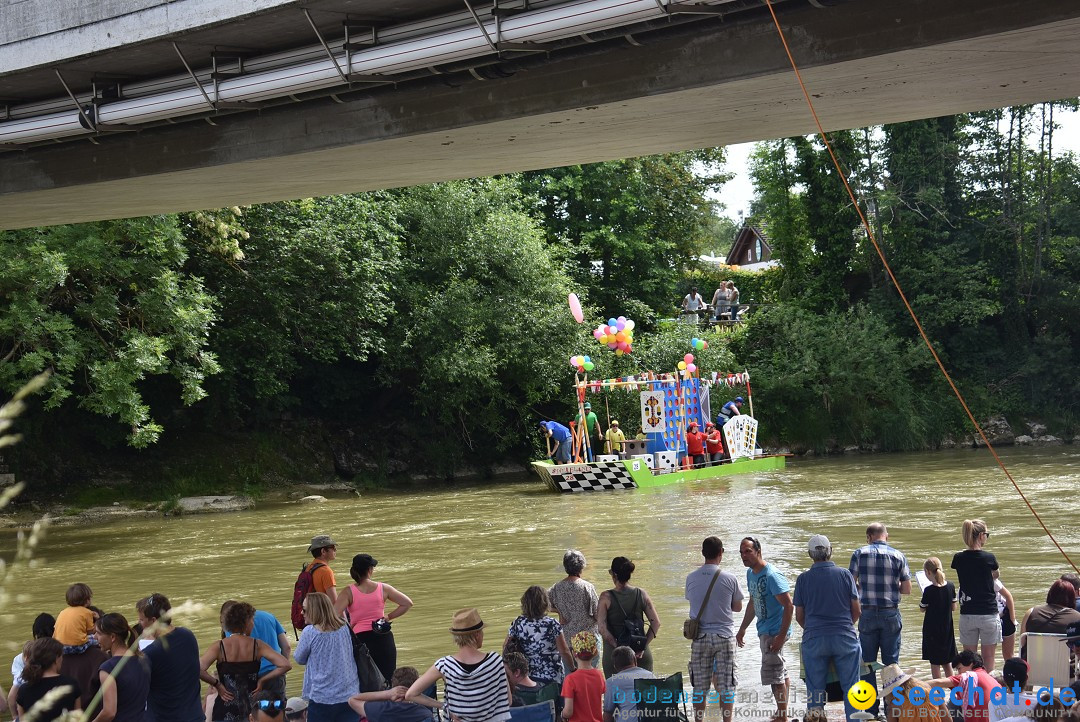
[705,422,724,466]
[686,422,707,468]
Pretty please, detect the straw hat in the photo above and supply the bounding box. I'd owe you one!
[879,664,912,696]
[449,608,486,633]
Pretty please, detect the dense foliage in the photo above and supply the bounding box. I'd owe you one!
[2,103,1079,482]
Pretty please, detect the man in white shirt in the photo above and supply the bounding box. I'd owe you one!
[686,536,744,721]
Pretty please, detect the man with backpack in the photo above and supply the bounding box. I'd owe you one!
[291,535,339,634]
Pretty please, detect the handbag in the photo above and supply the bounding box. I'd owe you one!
[683,568,723,640]
[352,636,386,692]
[610,588,648,653]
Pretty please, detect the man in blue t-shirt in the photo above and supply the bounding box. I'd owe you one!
[793,535,862,722]
[539,420,573,463]
[735,537,793,722]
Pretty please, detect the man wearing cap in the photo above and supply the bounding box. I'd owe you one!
[605,420,626,457]
[686,422,707,468]
[540,420,573,464]
[306,535,338,604]
[705,423,724,465]
[284,698,307,722]
[717,398,744,428]
[849,522,911,719]
[736,537,794,722]
[794,535,862,722]
[685,536,744,722]
[576,402,603,461]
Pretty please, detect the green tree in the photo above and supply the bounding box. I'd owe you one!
[520,150,728,316]
[0,217,219,446]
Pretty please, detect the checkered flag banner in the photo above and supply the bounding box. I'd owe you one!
[723,416,758,460]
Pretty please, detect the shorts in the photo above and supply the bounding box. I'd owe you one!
[959,613,1002,647]
[758,633,788,685]
[1000,609,1016,638]
[689,634,737,697]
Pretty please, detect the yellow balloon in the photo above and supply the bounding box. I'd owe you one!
[678,361,687,370]
[615,349,624,356]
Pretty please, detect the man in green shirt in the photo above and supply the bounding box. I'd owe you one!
[576,402,603,461]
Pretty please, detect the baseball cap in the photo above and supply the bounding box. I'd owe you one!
[808,534,831,552]
[1064,620,1080,648]
[285,698,308,716]
[735,396,744,403]
[584,402,592,409]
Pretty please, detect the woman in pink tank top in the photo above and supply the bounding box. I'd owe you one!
[332,554,413,686]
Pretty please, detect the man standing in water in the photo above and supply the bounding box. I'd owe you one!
[735,537,793,722]
[849,522,911,720]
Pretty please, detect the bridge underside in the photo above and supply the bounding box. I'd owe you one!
[1,0,1079,229]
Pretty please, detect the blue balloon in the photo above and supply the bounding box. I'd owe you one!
[583,356,591,363]
[608,318,617,327]
[691,337,699,346]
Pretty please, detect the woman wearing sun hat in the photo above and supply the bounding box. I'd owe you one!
[405,609,511,722]
[879,664,949,722]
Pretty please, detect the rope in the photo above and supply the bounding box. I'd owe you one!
[761,0,1079,573]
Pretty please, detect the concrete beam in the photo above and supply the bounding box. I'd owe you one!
[1,0,1079,229]
[0,0,301,74]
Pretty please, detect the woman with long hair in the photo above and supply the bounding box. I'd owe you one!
[89,613,150,722]
[405,608,511,722]
[920,557,958,678]
[332,554,412,685]
[200,602,291,722]
[15,638,81,722]
[294,593,358,722]
[951,519,1002,671]
[597,557,661,678]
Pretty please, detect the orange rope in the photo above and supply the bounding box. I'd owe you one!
[762,0,1079,573]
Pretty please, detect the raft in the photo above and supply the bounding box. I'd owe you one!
[531,454,786,493]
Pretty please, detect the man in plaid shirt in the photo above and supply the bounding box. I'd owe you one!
[848,523,911,719]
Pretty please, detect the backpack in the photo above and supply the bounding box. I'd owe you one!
[291,561,325,633]
[610,588,648,653]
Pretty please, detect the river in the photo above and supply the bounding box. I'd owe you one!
[3,446,1078,703]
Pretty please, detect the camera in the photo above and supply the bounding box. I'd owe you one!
[372,619,392,634]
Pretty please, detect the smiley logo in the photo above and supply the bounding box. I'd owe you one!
[847,681,877,711]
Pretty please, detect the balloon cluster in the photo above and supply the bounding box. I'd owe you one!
[678,353,697,375]
[690,336,709,351]
[569,354,595,373]
[593,316,636,356]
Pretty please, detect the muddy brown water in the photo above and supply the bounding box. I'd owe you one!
[2,446,1078,707]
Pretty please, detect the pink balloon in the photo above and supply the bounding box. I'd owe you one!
[593,328,603,339]
[617,341,628,351]
[684,353,694,364]
[568,293,584,323]
[607,342,618,349]
[687,363,697,373]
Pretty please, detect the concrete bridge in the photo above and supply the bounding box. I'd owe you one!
[0,0,1078,229]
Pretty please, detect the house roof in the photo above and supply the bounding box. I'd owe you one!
[727,221,773,260]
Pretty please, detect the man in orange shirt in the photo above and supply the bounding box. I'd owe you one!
[306,535,339,604]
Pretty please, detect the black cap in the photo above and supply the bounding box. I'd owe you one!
[352,553,378,571]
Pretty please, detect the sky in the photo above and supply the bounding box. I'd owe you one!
[713,107,1080,221]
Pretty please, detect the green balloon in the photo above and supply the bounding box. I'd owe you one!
[584,361,595,371]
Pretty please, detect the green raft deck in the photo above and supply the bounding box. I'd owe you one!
[531,454,786,493]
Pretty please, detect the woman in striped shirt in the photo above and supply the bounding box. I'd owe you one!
[406,608,511,722]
